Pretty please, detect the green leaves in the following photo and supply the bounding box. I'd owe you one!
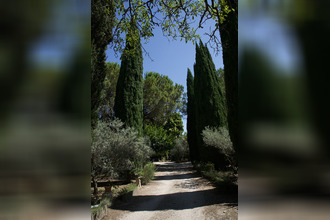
[144,123,176,157]
[143,72,184,125]
[109,0,238,55]
[114,23,144,134]
[98,62,120,121]
[143,72,184,158]
[202,126,236,172]
[164,113,184,138]
[192,41,228,168]
[91,0,115,128]
[111,0,157,54]
[92,119,153,180]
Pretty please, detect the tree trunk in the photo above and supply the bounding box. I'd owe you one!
[92,176,98,197]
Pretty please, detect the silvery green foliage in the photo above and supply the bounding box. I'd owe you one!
[170,138,189,162]
[202,126,237,172]
[202,126,234,156]
[91,119,153,180]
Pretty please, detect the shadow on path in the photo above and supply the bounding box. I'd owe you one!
[112,188,237,211]
[155,162,193,173]
[154,173,197,181]
[111,162,237,213]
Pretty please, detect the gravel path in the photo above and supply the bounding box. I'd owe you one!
[104,162,237,220]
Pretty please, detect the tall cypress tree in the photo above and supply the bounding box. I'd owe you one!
[219,0,238,152]
[114,21,143,134]
[91,0,114,128]
[186,68,198,162]
[194,40,227,168]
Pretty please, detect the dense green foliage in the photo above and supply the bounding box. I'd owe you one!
[91,0,115,128]
[202,126,236,173]
[136,162,156,185]
[144,112,184,159]
[193,40,227,168]
[99,62,120,121]
[170,138,189,162]
[143,72,184,125]
[220,0,238,152]
[216,68,226,103]
[186,69,198,162]
[164,113,184,138]
[143,124,174,159]
[114,22,144,134]
[142,72,184,158]
[194,41,227,129]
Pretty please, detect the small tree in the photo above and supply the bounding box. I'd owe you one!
[91,119,153,197]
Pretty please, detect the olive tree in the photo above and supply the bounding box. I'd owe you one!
[91,119,153,196]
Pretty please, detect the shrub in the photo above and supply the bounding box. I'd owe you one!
[194,162,237,193]
[136,162,156,184]
[91,198,110,220]
[170,138,189,162]
[204,162,215,172]
[91,119,153,183]
[202,127,237,173]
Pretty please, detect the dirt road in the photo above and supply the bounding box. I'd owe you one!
[104,162,237,220]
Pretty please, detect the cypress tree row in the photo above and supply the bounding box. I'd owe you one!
[186,68,198,162]
[193,40,227,168]
[114,21,143,134]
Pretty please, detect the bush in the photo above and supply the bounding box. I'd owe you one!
[91,119,153,182]
[202,126,237,173]
[170,138,189,162]
[91,198,110,220]
[136,162,156,184]
[194,162,237,193]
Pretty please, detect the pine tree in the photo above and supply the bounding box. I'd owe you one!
[194,40,227,168]
[114,21,143,134]
[186,68,198,162]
